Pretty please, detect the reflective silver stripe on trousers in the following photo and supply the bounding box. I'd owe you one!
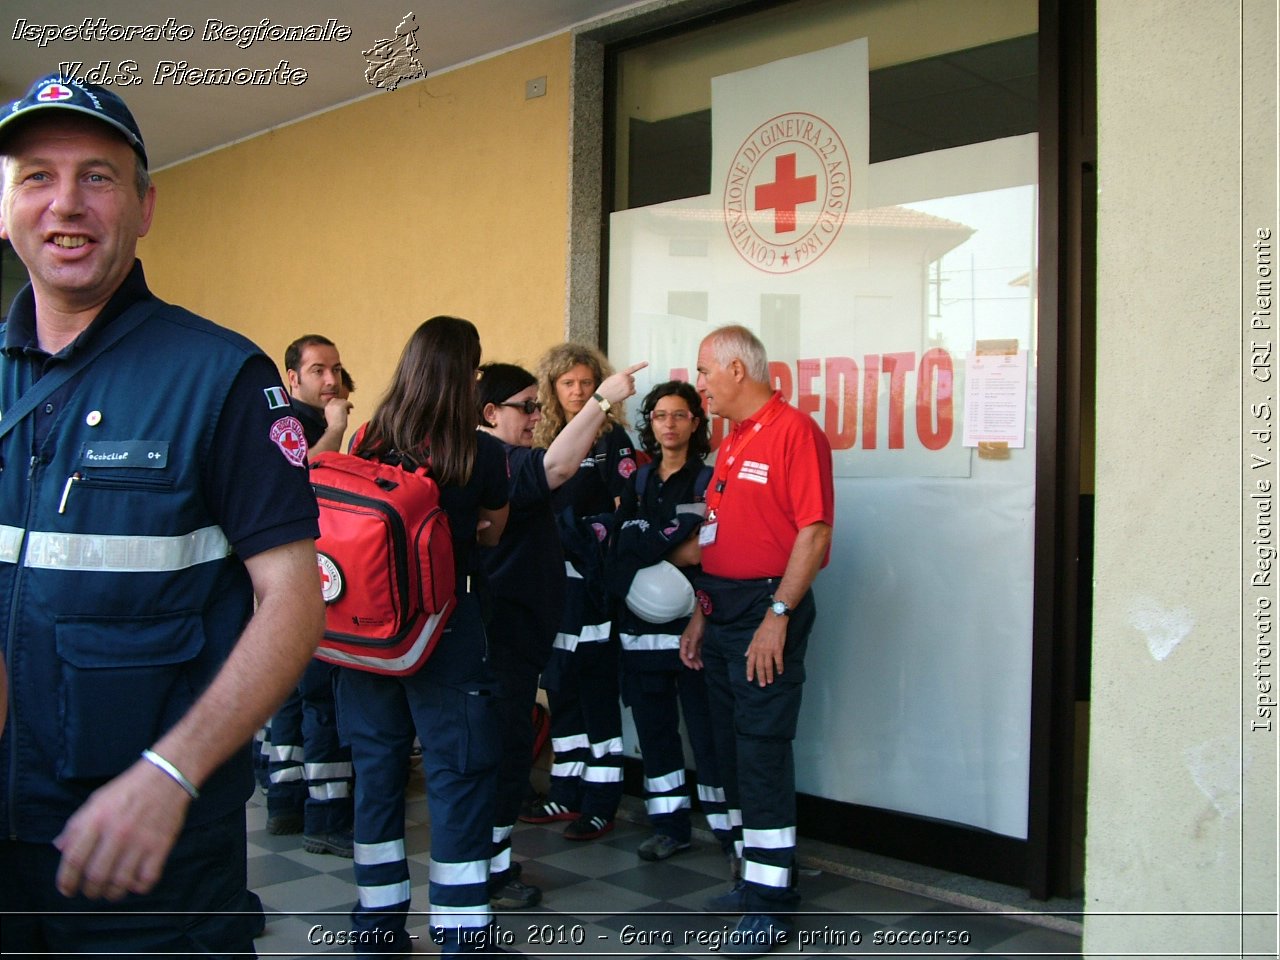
[304,761,353,780]
[645,770,686,793]
[706,811,733,831]
[21,525,230,572]
[359,880,411,909]
[646,795,690,815]
[355,839,405,865]
[589,736,623,759]
[551,759,586,778]
[429,903,492,928]
[429,857,489,886]
[0,525,24,564]
[551,733,589,752]
[743,826,797,849]
[744,860,791,888]
[697,783,727,804]
[308,781,351,800]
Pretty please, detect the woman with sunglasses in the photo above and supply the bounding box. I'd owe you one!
[476,359,643,907]
[607,381,733,864]
[332,316,510,956]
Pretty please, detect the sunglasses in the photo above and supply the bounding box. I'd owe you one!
[500,399,543,415]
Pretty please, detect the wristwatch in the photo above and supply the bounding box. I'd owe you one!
[592,391,611,414]
[769,597,792,617]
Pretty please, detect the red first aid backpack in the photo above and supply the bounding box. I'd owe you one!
[309,449,455,675]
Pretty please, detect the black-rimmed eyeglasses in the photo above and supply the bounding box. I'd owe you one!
[500,399,543,415]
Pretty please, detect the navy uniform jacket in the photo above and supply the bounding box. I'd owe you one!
[479,442,566,649]
[291,396,329,447]
[608,459,709,664]
[0,262,319,843]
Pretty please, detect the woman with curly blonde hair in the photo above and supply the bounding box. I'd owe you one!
[519,342,639,841]
[532,343,630,448]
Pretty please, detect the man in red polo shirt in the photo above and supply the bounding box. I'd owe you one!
[680,324,833,956]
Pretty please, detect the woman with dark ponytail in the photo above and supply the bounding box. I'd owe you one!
[335,316,510,956]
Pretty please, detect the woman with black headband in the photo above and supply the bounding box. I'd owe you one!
[475,358,642,909]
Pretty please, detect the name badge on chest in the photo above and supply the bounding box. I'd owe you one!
[80,440,170,469]
[699,520,718,546]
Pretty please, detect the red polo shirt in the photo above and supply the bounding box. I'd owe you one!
[701,391,834,580]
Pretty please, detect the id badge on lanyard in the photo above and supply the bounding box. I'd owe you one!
[702,421,764,547]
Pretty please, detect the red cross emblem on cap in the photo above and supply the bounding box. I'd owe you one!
[38,85,74,102]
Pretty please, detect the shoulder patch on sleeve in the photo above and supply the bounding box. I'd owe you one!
[270,416,309,468]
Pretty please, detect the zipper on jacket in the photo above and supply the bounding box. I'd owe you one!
[7,456,43,838]
[57,471,175,515]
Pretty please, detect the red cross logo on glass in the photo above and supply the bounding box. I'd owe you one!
[755,153,817,234]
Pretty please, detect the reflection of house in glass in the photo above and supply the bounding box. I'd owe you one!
[611,200,974,392]
[611,200,977,473]
[842,205,974,357]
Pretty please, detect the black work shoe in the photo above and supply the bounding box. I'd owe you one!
[563,814,614,841]
[303,830,354,858]
[266,812,303,835]
[723,913,794,956]
[703,878,748,913]
[489,876,542,909]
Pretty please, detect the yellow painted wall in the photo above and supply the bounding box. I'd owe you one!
[138,34,574,416]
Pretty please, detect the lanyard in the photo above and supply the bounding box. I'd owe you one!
[704,420,764,519]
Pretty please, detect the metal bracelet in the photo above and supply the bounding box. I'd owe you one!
[141,749,200,800]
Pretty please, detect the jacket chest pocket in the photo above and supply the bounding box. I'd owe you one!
[57,471,176,515]
[54,610,206,781]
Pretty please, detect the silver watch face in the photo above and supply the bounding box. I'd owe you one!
[771,600,788,616]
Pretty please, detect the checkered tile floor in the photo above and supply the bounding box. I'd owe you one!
[247,771,1081,959]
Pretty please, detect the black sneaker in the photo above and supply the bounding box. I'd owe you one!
[563,815,614,841]
[489,876,542,909]
[519,799,579,824]
[265,812,303,836]
[303,830,354,858]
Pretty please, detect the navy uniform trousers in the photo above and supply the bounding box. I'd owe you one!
[542,563,623,820]
[486,597,551,882]
[334,596,499,956]
[0,809,256,957]
[700,578,816,916]
[620,647,733,850]
[267,659,354,835]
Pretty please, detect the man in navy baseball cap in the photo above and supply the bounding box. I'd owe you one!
[0,72,147,167]
[0,70,325,955]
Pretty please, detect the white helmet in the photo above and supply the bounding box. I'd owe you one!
[625,560,696,623]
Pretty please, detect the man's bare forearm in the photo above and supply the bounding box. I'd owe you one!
[150,538,324,787]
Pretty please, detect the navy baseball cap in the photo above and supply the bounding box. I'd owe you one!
[0,73,147,168]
